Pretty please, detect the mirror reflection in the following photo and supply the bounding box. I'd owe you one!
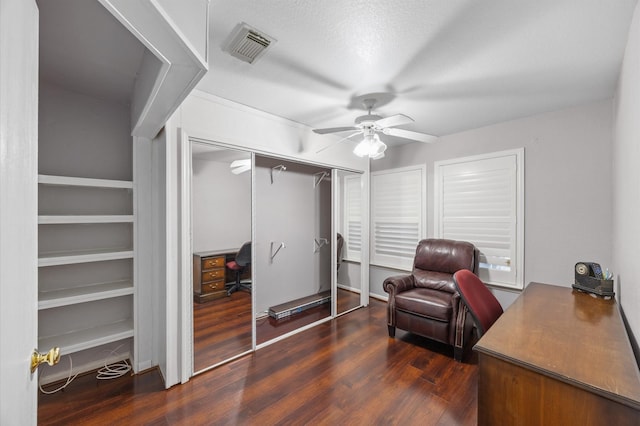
[254,156,332,344]
[336,170,363,315]
[191,142,252,372]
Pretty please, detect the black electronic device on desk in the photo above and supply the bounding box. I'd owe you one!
[573,262,615,298]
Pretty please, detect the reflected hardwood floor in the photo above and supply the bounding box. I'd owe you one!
[195,289,363,369]
[39,298,477,425]
[193,290,253,372]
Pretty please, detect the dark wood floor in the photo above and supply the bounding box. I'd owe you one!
[195,288,363,371]
[39,298,478,425]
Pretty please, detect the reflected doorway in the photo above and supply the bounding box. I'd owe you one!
[191,142,252,372]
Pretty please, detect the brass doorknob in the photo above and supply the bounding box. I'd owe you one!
[31,347,60,373]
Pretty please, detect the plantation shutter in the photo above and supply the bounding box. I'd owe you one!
[344,175,361,261]
[371,167,424,270]
[435,151,523,289]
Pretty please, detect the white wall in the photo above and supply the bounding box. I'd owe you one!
[181,91,369,173]
[612,2,640,348]
[371,100,613,308]
[39,81,132,180]
[192,158,251,252]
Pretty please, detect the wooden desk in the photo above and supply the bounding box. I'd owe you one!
[475,282,640,425]
[193,249,238,303]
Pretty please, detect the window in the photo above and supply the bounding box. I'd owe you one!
[434,149,524,289]
[370,165,426,270]
[343,174,362,261]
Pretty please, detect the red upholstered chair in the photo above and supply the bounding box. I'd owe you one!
[453,269,503,337]
[383,239,479,361]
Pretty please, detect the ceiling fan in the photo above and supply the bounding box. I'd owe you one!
[230,158,251,174]
[313,98,436,159]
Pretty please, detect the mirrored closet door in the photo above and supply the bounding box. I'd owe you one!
[336,170,364,315]
[191,142,252,372]
[254,156,333,344]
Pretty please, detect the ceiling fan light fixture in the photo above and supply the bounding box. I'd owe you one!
[353,133,387,159]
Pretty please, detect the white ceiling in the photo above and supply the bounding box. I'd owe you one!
[37,0,637,146]
[197,0,638,142]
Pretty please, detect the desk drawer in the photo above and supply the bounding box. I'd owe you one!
[203,256,225,269]
[202,279,225,294]
[202,269,224,282]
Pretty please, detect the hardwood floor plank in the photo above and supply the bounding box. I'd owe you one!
[39,299,477,425]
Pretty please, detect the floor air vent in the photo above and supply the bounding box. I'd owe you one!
[268,291,331,320]
[224,23,275,64]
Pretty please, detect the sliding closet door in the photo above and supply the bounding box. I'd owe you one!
[191,142,252,372]
[254,156,332,344]
[336,170,363,315]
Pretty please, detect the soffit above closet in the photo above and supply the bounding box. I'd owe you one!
[38,0,145,105]
[197,0,638,140]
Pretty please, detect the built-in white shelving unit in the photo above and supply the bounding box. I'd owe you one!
[38,248,134,267]
[38,319,134,355]
[38,174,133,189]
[39,215,134,224]
[38,279,134,310]
[37,174,134,379]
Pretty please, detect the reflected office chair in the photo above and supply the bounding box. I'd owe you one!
[226,242,252,296]
[453,269,503,337]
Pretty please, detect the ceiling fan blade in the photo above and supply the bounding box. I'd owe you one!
[313,126,359,134]
[316,131,362,153]
[383,128,437,144]
[230,159,251,168]
[231,164,251,175]
[374,114,414,128]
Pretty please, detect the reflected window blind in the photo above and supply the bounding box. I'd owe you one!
[371,167,424,270]
[344,175,361,261]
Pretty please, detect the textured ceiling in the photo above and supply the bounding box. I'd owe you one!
[198,0,638,142]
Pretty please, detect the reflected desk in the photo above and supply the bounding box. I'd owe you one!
[475,282,640,425]
[193,249,239,303]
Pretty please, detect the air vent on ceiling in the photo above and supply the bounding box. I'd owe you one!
[224,23,275,64]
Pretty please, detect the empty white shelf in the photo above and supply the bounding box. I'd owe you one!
[38,248,134,267]
[39,280,134,310]
[38,319,134,355]
[38,215,134,224]
[38,174,133,189]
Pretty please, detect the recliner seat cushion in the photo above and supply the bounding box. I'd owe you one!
[395,288,453,322]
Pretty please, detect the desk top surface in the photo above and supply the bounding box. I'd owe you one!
[475,282,640,408]
[194,248,239,257]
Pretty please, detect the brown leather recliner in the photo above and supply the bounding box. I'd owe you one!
[383,238,479,361]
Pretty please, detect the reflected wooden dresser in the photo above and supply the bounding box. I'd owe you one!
[193,249,237,303]
[474,282,640,425]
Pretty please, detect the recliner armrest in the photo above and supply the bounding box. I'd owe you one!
[383,274,415,296]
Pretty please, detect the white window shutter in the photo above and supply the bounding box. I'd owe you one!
[344,175,361,261]
[435,150,524,289]
[371,166,425,270]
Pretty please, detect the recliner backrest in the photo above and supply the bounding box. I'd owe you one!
[412,239,478,292]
